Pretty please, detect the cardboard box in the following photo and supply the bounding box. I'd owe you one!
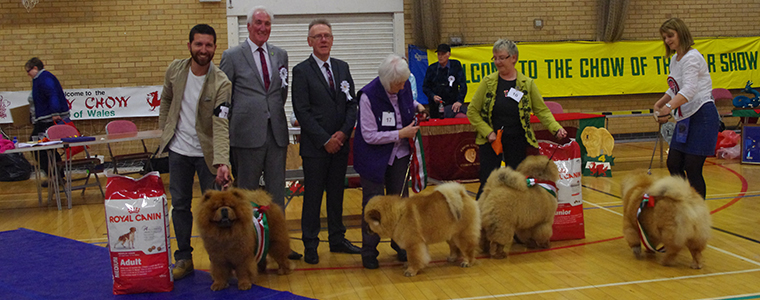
[10,105,31,128]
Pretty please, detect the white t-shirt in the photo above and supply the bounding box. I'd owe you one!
[168,72,206,157]
[665,48,713,121]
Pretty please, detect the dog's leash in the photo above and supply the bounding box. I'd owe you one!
[400,132,419,197]
[647,124,662,175]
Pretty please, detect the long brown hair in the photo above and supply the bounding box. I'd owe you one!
[659,18,694,57]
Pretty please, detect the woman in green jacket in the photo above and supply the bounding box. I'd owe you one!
[467,39,567,198]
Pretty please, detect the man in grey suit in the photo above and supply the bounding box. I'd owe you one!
[292,19,361,265]
[220,6,301,260]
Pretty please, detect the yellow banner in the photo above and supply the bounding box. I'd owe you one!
[425,37,760,101]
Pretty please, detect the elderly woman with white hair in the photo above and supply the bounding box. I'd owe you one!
[467,39,567,199]
[354,54,427,269]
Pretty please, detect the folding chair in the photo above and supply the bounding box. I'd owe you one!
[545,101,564,114]
[105,120,153,175]
[46,124,104,207]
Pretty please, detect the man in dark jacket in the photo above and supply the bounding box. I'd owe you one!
[25,57,70,185]
[422,44,467,118]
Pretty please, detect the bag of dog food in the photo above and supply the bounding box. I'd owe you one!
[539,140,585,241]
[105,171,173,294]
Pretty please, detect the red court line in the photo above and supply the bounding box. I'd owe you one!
[706,160,748,214]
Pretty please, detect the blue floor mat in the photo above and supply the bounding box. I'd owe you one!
[0,228,311,300]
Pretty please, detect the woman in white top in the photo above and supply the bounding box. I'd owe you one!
[653,18,720,199]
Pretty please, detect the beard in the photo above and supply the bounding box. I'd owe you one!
[191,51,214,67]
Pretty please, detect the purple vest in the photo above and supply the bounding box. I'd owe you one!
[354,77,415,183]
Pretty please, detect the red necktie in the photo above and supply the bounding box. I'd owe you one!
[258,47,270,90]
[323,62,335,90]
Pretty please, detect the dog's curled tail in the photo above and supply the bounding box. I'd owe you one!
[648,176,702,202]
[435,182,471,221]
[493,167,529,192]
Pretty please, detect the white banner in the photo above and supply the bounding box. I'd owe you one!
[0,86,163,124]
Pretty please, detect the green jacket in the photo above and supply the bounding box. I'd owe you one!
[158,58,232,174]
[466,71,562,147]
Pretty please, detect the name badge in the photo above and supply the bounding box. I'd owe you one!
[218,106,229,119]
[508,88,524,102]
[382,111,396,127]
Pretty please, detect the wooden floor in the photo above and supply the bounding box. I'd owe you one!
[1,141,760,299]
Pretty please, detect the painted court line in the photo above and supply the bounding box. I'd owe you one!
[450,268,760,300]
[699,292,760,300]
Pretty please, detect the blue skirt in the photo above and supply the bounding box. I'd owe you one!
[670,101,720,156]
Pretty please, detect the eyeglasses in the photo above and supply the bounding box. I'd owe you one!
[491,55,511,62]
[309,34,333,40]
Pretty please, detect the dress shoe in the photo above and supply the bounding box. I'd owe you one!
[329,239,361,254]
[304,249,319,265]
[362,256,379,269]
[288,250,303,260]
[396,249,408,262]
[172,259,194,280]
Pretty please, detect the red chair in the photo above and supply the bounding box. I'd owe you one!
[544,101,564,114]
[105,120,152,175]
[46,124,104,203]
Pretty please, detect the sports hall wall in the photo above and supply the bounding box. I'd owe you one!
[1,0,758,155]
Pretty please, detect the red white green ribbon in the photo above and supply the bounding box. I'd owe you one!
[636,194,665,253]
[409,130,427,193]
[250,202,271,264]
[526,177,558,198]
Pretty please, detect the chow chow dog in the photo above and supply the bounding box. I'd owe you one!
[621,174,711,269]
[197,188,294,291]
[364,182,480,277]
[116,227,136,249]
[479,155,559,258]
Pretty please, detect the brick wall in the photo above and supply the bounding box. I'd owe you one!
[0,0,227,156]
[407,0,760,45]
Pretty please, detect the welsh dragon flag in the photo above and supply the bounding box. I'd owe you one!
[409,130,427,193]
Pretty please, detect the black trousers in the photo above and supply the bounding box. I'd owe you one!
[476,132,530,199]
[361,155,409,259]
[300,154,349,250]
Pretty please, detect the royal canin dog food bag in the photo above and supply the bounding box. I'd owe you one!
[539,140,586,241]
[105,171,173,294]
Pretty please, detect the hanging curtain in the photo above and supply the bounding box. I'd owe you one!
[412,0,441,50]
[597,0,630,42]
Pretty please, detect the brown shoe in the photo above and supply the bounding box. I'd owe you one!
[172,259,194,280]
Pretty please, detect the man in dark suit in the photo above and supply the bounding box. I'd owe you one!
[422,43,468,118]
[220,6,301,260]
[292,19,361,264]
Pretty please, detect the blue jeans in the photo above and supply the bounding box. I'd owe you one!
[168,150,215,261]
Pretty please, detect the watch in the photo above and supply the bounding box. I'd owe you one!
[665,103,672,109]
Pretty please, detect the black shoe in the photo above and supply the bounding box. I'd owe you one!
[362,256,379,269]
[396,249,407,262]
[330,239,361,254]
[288,250,303,260]
[304,249,319,265]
